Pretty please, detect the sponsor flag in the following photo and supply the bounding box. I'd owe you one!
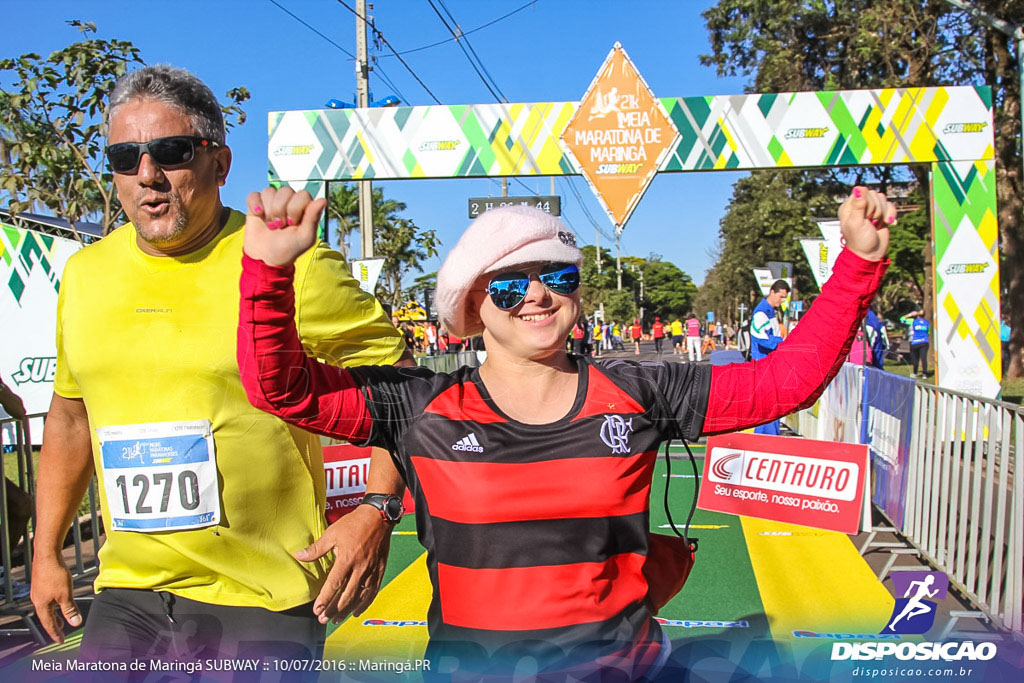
[350,258,385,295]
[697,433,868,534]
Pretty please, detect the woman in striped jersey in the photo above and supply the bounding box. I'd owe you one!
[238,186,894,680]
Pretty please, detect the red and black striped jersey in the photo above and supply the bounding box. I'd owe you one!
[238,246,889,676]
[345,357,709,672]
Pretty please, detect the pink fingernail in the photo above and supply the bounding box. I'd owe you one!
[254,205,263,213]
[886,215,895,224]
[286,217,295,226]
[270,219,282,229]
[853,187,863,198]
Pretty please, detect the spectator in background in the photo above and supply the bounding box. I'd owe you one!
[651,316,666,355]
[425,320,438,355]
[751,279,790,434]
[1001,313,1011,374]
[592,318,604,357]
[865,308,889,369]
[685,312,702,362]
[0,378,33,600]
[899,309,931,378]
[723,322,736,350]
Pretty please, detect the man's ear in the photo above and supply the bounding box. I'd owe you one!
[215,145,232,187]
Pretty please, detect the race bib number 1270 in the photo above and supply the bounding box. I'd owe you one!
[97,420,220,532]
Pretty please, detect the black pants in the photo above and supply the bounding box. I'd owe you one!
[909,343,929,375]
[654,337,664,354]
[79,588,325,669]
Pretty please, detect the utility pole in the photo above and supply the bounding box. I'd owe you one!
[595,229,601,271]
[615,233,622,290]
[638,267,644,322]
[355,0,374,258]
[501,178,508,197]
[737,303,748,326]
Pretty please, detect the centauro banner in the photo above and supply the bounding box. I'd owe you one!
[0,223,80,437]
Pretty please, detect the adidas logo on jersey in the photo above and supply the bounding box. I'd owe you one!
[452,433,484,453]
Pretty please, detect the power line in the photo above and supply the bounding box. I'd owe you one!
[431,0,509,102]
[388,1,539,57]
[336,0,443,104]
[268,0,354,58]
[370,59,409,104]
[266,0,409,104]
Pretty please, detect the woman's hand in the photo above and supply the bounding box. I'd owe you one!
[243,186,326,267]
[838,186,895,262]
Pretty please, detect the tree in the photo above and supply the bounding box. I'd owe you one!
[0,21,250,242]
[365,187,440,307]
[701,0,1024,376]
[642,260,698,320]
[326,182,359,259]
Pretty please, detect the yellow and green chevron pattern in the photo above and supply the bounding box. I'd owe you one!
[268,86,992,186]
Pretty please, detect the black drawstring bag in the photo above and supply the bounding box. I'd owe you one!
[642,385,700,613]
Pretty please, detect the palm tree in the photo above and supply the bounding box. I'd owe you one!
[326,183,359,259]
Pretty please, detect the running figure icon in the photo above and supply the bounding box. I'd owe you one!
[882,571,949,635]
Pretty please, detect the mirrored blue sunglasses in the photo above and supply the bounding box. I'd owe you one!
[487,263,581,310]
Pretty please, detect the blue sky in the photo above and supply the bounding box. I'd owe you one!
[5,0,752,285]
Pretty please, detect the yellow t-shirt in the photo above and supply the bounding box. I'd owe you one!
[670,320,684,336]
[54,210,405,610]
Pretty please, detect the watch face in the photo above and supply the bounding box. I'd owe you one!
[383,496,404,521]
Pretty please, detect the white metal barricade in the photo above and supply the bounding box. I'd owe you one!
[789,367,1023,636]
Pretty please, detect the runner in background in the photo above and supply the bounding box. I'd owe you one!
[685,312,702,362]
[651,316,666,355]
[238,186,894,679]
[670,317,684,355]
[611,320,625,351]
[571,318,586,355]
[631,318,643,355]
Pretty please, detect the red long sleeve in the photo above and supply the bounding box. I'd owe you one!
[237,252,373,443]
[702,248,888,435]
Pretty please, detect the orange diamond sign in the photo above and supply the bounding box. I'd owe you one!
[561,43,679,229]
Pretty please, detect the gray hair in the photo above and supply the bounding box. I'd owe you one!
[108,65,226,145]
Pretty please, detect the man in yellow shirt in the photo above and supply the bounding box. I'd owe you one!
[30,65,409,663]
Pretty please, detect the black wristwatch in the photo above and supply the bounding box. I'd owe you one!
[360,493,405,523]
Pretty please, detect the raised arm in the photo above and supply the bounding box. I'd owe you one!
[702,186,893,434]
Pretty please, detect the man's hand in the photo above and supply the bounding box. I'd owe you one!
[837,186,895,262]
[30,558,82,643]
[294,505,393,625]
[243,187,326,267]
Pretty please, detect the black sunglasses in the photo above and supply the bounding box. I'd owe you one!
[487,263,581,310]
[106,136,220,174]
